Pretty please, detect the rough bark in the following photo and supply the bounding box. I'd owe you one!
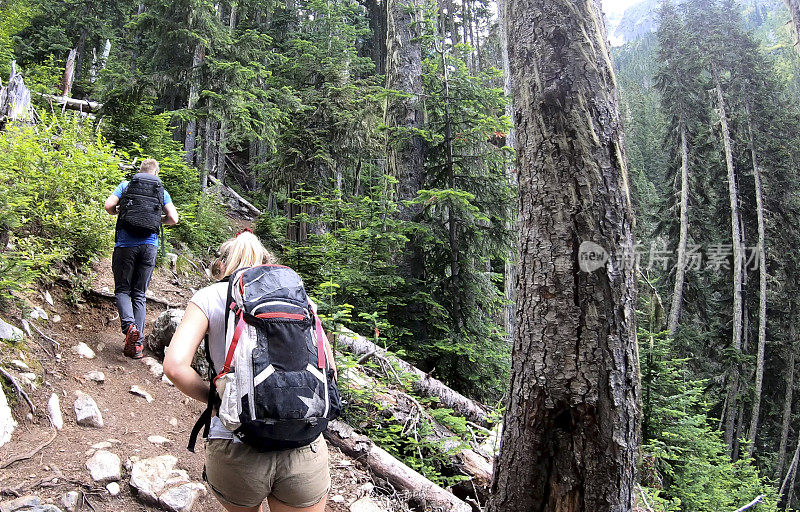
[745,110,768,457]
[365,0,387,75]
[715,69,745,453]
[325,420,471,512]
[776,318,796,479]
[668,122,690,336]
[385,0,424,219]
[489,0,640,509]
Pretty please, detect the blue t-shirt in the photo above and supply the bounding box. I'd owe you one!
[112,180,173,248]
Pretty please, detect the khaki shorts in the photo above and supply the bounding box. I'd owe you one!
[204,435,330,508]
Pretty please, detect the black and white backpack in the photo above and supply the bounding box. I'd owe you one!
[117,173,164,236]
[188,264,341,452]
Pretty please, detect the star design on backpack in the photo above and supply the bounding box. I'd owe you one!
[299,392,326,418]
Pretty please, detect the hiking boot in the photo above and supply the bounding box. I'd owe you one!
[123,325,143,359]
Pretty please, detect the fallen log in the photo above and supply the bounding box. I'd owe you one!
[343,365,493,490]
[38,93,101,113]
[207,175,262,217]
[335,327,491,427]
[324,420,471,512]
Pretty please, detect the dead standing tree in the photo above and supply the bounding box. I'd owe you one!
[489,0,640,509]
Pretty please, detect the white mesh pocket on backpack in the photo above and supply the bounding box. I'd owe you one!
[216,373,241,431]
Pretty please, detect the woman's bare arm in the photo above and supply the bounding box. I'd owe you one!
[163,303,210,403]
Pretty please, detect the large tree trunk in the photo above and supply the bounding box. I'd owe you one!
[777,317,796,479]
[715,69,744,453]
[668,121,690,336]
[489,0,640,510]
[365,0,387,75]
[385,0,424,219]
[745,111,768,457]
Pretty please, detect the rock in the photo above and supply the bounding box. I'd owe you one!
[91,441,112,450]
[147,435,171,445]
[159,482,206,512]
[106,482,121,496]
[61,491,79,512]
[350,497,384,512]
[74,393,104,428]
[84,371,105,383]
[130,386,154,403]
[169,417,178,427]
[0,386,17,448]
[124,456,140,472]
[358,482,375,494]
[0,495,40,512]
[142,357,164,378]
[47,394,63,431]
[149,310,184,357]
[0,318,24,343]
[129,455,184,504]
[20,320,31,337]
[30,307,48,321]
[162,374,174,386]
[72,343,95,359]
[52,315,61,324]
[44,291,54,306]
[101,286,109,294]
[20,372,37,383]
[331,495,345,503]
[8,360,30,371]
[74,324,83,331]
[85,450,121,483]
[166,252,178,268]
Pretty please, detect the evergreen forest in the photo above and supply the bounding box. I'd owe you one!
[2,0,800,509]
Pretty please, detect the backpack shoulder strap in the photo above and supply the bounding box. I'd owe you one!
[187,276,232,453]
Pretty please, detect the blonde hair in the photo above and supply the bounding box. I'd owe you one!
[213,231,275,279]
[140,159,160,174]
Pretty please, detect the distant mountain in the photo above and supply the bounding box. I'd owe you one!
[614,0,663,43]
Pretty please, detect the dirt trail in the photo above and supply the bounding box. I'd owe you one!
[0,259,387,512]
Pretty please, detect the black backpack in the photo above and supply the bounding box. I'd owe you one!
[188,265,341,452]
[117,173,164,237]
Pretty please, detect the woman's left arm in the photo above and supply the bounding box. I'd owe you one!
[163,303,211,403]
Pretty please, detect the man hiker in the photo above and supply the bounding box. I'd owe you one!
[104,158,179,358]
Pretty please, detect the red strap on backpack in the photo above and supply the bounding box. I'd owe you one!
[313,312,326,369]
[214,311,246,385]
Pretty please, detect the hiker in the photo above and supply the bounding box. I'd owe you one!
[104,158,179,359]
[163,231,338,512]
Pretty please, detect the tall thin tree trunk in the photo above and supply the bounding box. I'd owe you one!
[780,429,800,506]
[715,68,744,453]
[776,320,795,479]
[668,121,690,336]
[217,120,227,181]
[745,110,768,458]
[498,0,516,340]
[184,43,205,166]
[62,49,77,97]
[489,0,639,509]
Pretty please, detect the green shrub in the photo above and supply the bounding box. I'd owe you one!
[0,113,123,301]
[639,329,779,511]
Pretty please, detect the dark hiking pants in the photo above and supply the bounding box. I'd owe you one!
[112,244,157,335]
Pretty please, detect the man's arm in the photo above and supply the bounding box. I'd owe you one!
[163,202,179,226]
[104,195,120,215]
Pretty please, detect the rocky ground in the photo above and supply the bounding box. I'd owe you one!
[0,258,406,512]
